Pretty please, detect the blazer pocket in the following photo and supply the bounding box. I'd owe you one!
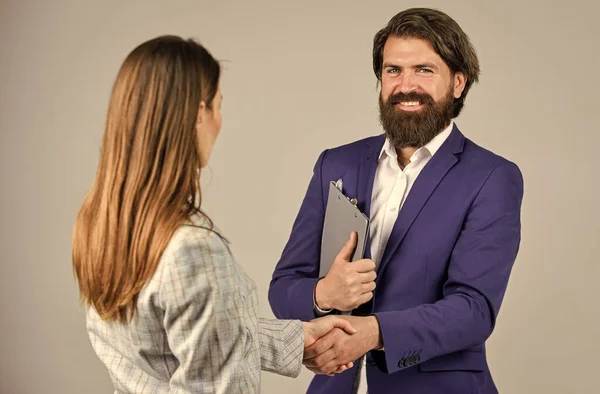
[418,349,484,372]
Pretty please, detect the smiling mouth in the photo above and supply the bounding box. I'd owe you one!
[394,101,425,110]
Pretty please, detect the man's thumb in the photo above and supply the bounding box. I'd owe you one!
[336,232,357,262]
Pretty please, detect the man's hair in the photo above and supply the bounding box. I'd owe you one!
[373,8,480,117]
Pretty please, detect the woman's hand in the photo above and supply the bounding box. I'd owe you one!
[301,316,357,375]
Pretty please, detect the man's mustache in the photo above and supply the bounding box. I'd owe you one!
[386,92,435,106]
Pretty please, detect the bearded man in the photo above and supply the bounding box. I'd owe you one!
[268,7,524,394]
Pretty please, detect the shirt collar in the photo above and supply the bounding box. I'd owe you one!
[378,120,454,161]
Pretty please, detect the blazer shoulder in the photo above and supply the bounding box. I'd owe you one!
[462,137,522,175]
[321,134,384,167]
[159,215,232,276]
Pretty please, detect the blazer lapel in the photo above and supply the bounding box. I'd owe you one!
[356,134,385,260]
[377,126,465,275]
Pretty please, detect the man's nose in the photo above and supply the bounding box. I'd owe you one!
[397,72,418,94]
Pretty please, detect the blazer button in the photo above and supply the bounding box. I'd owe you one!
[398,359,406,368]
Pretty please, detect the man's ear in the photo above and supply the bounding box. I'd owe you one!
[453,72,467,99]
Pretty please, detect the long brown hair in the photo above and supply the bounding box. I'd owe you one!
[372,8,481,117]
[72,35,220,321]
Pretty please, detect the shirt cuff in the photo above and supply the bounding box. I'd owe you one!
[313,280,333,316]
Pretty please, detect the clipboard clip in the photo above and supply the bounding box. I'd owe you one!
[334,179,358,207]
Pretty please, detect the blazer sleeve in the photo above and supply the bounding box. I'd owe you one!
[268,149,329,321]
[159,227,256,393]
[372,161,524,374]
[257,318,304,377]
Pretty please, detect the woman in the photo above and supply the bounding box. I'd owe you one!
[72,35,354,393]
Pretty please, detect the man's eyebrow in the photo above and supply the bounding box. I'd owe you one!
[415,63,438,69]
[382,62,439,69]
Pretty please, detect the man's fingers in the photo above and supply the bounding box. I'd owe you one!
[328,317,357,335]
[306,362,348,376]
[336,232,357,262]
[304,331,337,359]
[324,358,348,375]
[358,291,374,305]
[317,357,344,376]
[361,281,376,293]
[360,270,377,283]
[354,259,377,273]
[335,362,354,373]
[304,317,356,347]
[303,348,337,369]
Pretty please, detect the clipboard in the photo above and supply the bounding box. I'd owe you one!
[319,181,370,278]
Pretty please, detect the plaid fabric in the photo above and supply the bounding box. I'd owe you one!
[86,215,304,393]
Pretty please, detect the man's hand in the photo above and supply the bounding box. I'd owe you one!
[301,316,358,375]
[302,315,357,348]
[303,315,383,375]
[315,232,377,311]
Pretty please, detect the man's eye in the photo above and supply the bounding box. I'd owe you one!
[386,68,398,73]
[418,68,433,73]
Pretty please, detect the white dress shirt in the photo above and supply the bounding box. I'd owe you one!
[357,121,453,394]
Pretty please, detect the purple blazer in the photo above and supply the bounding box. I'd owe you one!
[268,125,524,394]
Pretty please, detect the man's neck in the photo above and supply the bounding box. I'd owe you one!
[395,147,417,169]
[392,121,453,169]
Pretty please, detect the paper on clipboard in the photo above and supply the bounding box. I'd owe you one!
[319,181,370,278]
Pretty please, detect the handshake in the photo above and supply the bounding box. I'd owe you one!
[301,315,382,376]
[300,232,382,376]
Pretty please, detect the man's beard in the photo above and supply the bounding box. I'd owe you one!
[378,85,455,149]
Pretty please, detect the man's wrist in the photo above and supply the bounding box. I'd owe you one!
[368,315,384,350]
[314,279,333,311]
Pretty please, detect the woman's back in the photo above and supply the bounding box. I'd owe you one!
[86,215,262,393]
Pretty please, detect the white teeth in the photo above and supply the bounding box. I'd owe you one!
[401,101,420,106]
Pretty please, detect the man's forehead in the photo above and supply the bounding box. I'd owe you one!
[383,37,442,63]
[384,36,435,52]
